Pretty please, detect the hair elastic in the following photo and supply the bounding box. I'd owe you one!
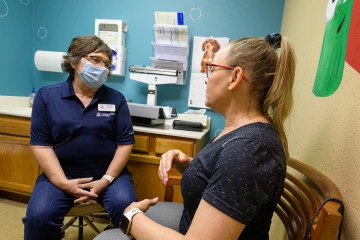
[265,33,282,49]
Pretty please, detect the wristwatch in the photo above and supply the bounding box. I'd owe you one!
[102,174,115,184]
[119,208,144,236]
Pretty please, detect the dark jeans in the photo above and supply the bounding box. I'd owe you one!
[22,168,137,240]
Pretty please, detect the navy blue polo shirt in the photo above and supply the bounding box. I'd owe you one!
[30,77,134,178]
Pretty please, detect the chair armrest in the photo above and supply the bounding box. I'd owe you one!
[164,175,182,202]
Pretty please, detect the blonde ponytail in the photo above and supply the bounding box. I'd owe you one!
[264,37,296,160]
[227,36,296,160]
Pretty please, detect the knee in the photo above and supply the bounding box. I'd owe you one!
[24,203,63,229]
[110,190,137,210]
[104,190,137,225]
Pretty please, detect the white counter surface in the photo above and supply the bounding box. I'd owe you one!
[0,107,33,118]
[0,107,209,140]
[134,118,209,139]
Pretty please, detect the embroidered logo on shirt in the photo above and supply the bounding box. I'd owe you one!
[96,112,115,117]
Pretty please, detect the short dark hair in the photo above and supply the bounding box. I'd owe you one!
[62,35,113,79]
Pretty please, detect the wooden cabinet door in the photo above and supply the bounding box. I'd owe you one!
[127,161,183,203]
[0,134,40,196]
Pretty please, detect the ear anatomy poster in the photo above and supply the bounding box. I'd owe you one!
[313,0,354,97]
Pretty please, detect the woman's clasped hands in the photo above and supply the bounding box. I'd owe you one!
[61,177,109,204]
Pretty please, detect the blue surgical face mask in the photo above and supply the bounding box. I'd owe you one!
[77,61,110,88]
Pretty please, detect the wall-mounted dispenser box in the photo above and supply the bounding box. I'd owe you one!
[95,19,127,76]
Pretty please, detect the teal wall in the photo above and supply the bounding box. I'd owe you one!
[0,0,33,96]
[1,0,285,141]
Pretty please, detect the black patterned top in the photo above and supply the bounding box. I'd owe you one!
[179,122,286,239]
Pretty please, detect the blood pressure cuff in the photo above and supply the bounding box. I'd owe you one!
[173,120,203,132]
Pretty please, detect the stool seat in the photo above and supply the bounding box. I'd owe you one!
[67,203,106,216]
[62,203,109,240]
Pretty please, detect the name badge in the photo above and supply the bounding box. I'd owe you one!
[98,104,116,112]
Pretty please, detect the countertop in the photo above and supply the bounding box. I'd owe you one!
[0,107,33,118]
[0,107,209,140]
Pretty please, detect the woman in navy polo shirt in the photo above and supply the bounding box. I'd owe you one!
[23,35,137,240]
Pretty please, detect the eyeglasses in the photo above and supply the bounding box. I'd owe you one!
[84,55,114,70]
[206,63,248,80]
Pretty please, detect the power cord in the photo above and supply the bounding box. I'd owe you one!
[304,197,344,240]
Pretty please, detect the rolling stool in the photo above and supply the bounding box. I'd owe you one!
[61,203,109,240]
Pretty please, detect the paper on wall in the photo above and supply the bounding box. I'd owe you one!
[154,24,188,46]
[187,36,230,108]
[154,12,184,25]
